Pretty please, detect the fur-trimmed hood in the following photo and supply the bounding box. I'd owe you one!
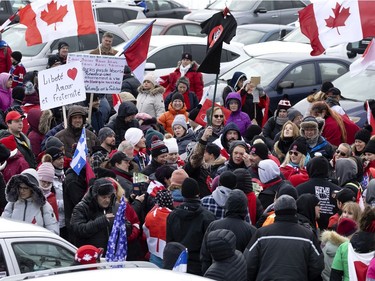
[137,84,165,96]
[5,168,45,206]
[321,230,348,246]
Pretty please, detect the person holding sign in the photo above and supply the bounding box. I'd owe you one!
[90,32,118,56]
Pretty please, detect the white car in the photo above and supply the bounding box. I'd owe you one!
[114,35,250,85]
[0,218,76,277]
[2,22,129,72]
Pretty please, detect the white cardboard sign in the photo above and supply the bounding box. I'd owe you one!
[67,53,126,94]
[38,61,86,110]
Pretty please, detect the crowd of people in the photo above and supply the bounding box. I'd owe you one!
[1,32,375,280]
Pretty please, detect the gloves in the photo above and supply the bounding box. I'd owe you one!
[125,220,132,237]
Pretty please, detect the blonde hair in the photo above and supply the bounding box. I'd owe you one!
[280,121,300,140]
[281,150,306,168]
[341,202,362,223]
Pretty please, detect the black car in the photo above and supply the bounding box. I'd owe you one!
[145,0,190,19]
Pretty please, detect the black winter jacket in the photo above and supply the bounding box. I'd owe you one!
[244,214,324,281]
[204,229,247,281]
[121,74,141,98]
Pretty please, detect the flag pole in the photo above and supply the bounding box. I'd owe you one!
[208,73,219,126]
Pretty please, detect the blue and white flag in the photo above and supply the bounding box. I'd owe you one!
[70,128,88,175]
[106,196,127,264]
[172,249,188,273]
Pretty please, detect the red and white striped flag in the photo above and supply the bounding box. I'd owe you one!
[113,94,122,113]
[366,100,375,135]
[19,0,96,46]
[350,38,375,76]
[0,11,19,33]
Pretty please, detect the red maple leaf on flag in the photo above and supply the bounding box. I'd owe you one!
[40,0,68,31]
[325,2,351,35]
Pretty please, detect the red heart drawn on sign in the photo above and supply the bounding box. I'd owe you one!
[67,68,78,80]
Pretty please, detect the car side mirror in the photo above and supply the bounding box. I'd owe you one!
[278,81,294,89]
[279,29,287,39]
[145,62,156,71]
[254,7,267,14]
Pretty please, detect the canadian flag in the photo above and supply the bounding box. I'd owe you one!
[112,93,122,113]
[19,0,96,46]
[299,0,375,56]
[350,38,375,76]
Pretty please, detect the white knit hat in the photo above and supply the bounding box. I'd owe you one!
[124,128,144,147]
[164,138,178,154]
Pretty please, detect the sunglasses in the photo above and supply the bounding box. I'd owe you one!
[289,151,299,156]
[335,150,347,157]
[214,115,224,119]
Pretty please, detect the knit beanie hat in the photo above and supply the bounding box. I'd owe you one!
[250,143,269,160]
[277,98,292,111]
[229,140,250,155]
[172,114,187,131]
[219,171,237,189]
[170,169,189,186]
[171,93,184,104]
[119,92,136,103]
[11,51,22,62]
[176,76,190,88]
[155,189,173,208]
[364,139,375,154]
[145,129,164,149]
[287,108,303,122]
[181,178,199,199]
[45,147,64,161]
[354,128,371,144]
[333,188,356,203]
[321,81,334,93]
[164,137,178,154]
[57,41,69,51]
[98,127,115,143]
[289,138,308,156]
[181,52,192,60]
[244,124,262,143]
[233,168,253,193]
[258,159,280,183]
[124,128,144,147]
[45,136,64,149]
[0,135,17,156]
[75,245,103,265]
[143,73,157,86]
[93,178,114,196]
[337,218,358,237]
[151,140,169,158]
[37,162,55,183]
[274,194,297,215]
[276,184,298,200]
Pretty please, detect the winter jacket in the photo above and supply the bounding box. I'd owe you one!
[111,167,133,196]
[1,150,29,183]
[240,88,269,126]
[222,71,246,104]
[53,170,65,229]
[106,102,139,147]
[258,178,292,210]
[41,123,64,151]
[27,108,52,157]
[143,205,172,259]
[321,230,348,281]
[136,84,165,118]
[121,74,141,98]
[0,43,12,73]
[321,116,345,147]
[176,128,195,155]
[141,159,164,177]
[2,171,59,234]
[0,72,12,111]
[166,198,216,276]
[280,165,309,186]
[157,103,188,135]
[262,116,283,150]
[213,122,242,156]
[90,45,118,56]
[10,63,26,88]
[244,214,324,281]
[203,229,247,281]
[201,189,256,274]
[70,183,118,253]
[164,89,199,112]
[225,92,251,136]
[55,106,99,158]
[159,61,204,101]
[306,136,334,160]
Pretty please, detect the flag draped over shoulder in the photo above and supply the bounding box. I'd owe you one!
[350,38,375,76]
[70,128,88,175]
[198,11,237,74]
[299,0,375,56]
[19,0,96,46]
[106,196,127,263]
[122,19,155,83]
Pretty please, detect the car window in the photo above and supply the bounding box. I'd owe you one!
[209,0,256,11]
[232,29,266,45]
[292,0,306,8]
[158,0,172,11]
[146,0,155,12]
[0,245,8,278]
[190,44,206,64]
[185,24,204,37]
[258,0,274,10]
[221,50,240,63]
[148,45,184,68]
[12,242,74,274]
[319,62,348,83]
[283,63,316,87]
[96,8,126,25]
[275,1,294,10]
[124,9,139,21]
[165,25,184,36]
[266,31,281,42]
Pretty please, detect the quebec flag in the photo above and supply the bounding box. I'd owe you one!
[172,249,188,273]
[70,128,88,175]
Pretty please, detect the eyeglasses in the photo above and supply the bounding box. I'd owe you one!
[335,150,347,157]
[289,151,300,156]
[214,115,224,119]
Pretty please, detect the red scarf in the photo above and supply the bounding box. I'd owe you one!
[183,91,191,111]
[261,177,282,190]
[246,192,257,225]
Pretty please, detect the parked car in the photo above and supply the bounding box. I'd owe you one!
[93,2,145,24]
[2,22,129,72]
[144,0,191,19]
[0,218,76,277]
[204,53,350,112]
[115,35,250,87]
[294,69,375,128]
[184,0,309,25]
[120,18,203,38]
[231,24,295,46]
[0,0,17,26]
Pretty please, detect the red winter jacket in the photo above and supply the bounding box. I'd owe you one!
[2,151,29,183]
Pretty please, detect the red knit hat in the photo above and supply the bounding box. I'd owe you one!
[337,218,358,237]
[0,135,17,152]
[75,245,103,265]
[170,169,188,186]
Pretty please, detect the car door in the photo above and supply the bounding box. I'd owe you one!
[0,240,12,277]
[253,0,281,24]
[275,0,304,25]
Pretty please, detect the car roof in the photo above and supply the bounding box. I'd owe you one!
[125,18,199,26]
[237,24,294,32]
[252,52,351,64]
[0,218,55,236]
[92,2,144,12]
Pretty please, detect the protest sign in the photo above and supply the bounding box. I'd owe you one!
[38,61,86,110]
[67,53,126,94]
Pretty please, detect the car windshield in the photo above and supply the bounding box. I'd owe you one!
[232,29,267,45]
[208,0,256,11]
[121,22,164,38]
[282,28,310,44]
[333,69,375,101]
[2,26,47,57]
[220,57,289,86]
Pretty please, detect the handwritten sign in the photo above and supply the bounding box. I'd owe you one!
[67,53,126,94]
[38,61,86,110]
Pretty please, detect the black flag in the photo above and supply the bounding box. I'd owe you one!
[198,11,237,74]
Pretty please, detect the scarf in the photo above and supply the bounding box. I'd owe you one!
[179,64,190,77]
[261,177,282,190]
[276,116,289,126]
[183,91,191,111]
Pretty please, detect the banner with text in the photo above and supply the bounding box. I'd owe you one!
[38,61,86,110]
[67,53,126,94]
